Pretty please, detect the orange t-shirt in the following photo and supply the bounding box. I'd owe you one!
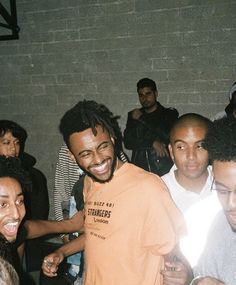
[83,163,184,285]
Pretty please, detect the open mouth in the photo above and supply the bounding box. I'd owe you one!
[90,160,110,175]
[3,222,19,238]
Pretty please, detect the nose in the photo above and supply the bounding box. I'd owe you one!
[9,142,17,153]
[227,191,236,211]
[92,151,103,165]
[10,204,20,220]
[186,147,196,160]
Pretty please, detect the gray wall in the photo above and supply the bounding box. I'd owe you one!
[0,0,235,216]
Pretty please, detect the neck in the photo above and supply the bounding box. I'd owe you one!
[174,170,209,193]
[144,102,158,113]
[115,159,124,172]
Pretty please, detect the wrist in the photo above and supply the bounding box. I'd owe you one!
[190,276,202,285]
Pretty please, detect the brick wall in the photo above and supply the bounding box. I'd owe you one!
[0,0,235,216]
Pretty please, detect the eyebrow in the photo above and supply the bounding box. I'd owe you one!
[0,192,23,198]
[173,139,205,144]
[78,141,110,156]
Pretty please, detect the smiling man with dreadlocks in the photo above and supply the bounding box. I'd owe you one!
[42,100,185,285]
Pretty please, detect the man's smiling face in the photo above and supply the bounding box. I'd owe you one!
[69,125,117,183]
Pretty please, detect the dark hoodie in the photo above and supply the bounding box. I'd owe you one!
[21,152,49,220]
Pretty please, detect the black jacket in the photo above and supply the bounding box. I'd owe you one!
[124,102,178,176]
[21,152,49,220]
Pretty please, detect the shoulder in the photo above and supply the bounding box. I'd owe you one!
[126,164,171,197]
[158,103,179,117]
[165,107,179,116]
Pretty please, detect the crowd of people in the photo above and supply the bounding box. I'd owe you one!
[0,77,235,285]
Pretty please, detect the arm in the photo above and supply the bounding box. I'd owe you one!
[152,140,169,157]
[42,234,85,277]
[24,211,84,239]
[191,277,225,285]
[123,110,153,150]
[161,246,193,285]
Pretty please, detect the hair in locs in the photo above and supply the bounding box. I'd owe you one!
[59,100,119,183]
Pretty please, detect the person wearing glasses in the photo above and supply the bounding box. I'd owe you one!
[191,117,236,285]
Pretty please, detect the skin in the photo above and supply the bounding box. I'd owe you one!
[42,125,124,277]
[185,160,235,285]
[169,123,209,193]
[137,86,158,113]
[69,125,123,183]
[192,277,225,285]
[0,177,25,242]
[132,86,168,157]
[0,132,20,158]
[161,247,193,285]
[213,160,236,231]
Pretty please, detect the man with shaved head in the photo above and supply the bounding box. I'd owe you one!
[161,113,221,274]
[163,117,236,285]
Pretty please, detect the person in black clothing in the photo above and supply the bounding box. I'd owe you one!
[123,77,179,176]
[0,120,49,220]
[0,120,49,273]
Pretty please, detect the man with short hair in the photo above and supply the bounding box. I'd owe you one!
[192,117,236,285]
[161,113,221,266]
[42,100,185,285]
[124,77,178,176]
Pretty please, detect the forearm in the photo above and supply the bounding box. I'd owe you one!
[25,211,84,239]
[55,234,85,258]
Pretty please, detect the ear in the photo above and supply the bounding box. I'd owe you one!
[155,91,158,98]
[168,144,174,162]
[111,136,115,145]
[67,150,76,162]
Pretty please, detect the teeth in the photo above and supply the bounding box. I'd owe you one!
[6,222,18,226]
[93,162,107,172]
[4,222,18,233]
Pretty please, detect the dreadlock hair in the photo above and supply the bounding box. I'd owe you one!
[204,117,236,162]
[136,78,157,92]
[0,156,31,193]
[0,120,27,152]
[59,100,117,147]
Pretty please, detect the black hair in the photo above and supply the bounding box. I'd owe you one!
[0,120,27,151]
[59,100,118,147]
[170,113,212,141]
[204,117,236,162]
[0,156,31,193]
[136,78,157,92]
[0,257,19,285]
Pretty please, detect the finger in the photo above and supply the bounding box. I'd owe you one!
[42,259,58,276]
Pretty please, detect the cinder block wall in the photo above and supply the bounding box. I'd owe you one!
[0,0,235,217]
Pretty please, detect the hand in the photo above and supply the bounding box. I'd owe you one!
[42,251,64,277]
[161,259,192,285]
[192,277,225,285]
[152,141,169,157]
[131,109,143,120]
[62,235,70,244]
